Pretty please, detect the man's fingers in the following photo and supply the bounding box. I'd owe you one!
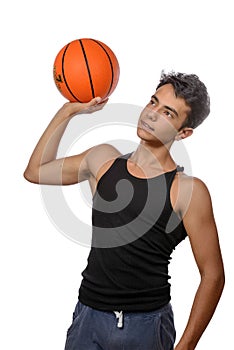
[87,97,102,106]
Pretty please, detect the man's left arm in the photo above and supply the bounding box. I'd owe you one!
[175,177,225,350]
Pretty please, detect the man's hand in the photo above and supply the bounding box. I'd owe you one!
[61,97,108,119]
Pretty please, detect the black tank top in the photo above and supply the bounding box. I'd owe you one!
[79,153,187,311]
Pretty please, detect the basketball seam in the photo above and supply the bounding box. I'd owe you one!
[91,39,114,99]
[79,39,95,99]
[62,44,82,102]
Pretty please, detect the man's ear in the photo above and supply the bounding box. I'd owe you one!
[175,127,193,141]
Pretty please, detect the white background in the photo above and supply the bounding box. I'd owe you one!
[1,0,233,349]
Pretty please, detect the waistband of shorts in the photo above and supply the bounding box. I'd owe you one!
[80,301,172,319]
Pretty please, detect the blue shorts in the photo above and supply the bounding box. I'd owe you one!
[64,301,176,350]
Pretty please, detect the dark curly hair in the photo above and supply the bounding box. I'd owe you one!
[156,71,210,129]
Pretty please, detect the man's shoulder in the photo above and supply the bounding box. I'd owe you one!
[175,172,211,216]
[177,172,210,195]
[91,143,121,154]
[87,143,122,161]
[85,143,122,179]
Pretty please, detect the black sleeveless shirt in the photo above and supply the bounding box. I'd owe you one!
[79,153,187,311]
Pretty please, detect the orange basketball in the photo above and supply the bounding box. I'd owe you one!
[53,38,120,102]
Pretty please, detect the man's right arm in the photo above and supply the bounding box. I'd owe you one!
[23,98,119,185]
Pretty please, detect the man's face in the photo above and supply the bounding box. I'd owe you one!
[137,84,191,146]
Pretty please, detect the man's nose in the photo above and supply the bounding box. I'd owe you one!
[147,108,160,122]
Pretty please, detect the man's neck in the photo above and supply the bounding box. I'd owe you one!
[130,141,176,171]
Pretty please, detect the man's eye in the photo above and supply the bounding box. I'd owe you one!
[150,100,156,106]
[164,110,173,118]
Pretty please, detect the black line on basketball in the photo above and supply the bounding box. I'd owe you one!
[79,39,95,98]
[91,39,114,98]
[62,44,82,102]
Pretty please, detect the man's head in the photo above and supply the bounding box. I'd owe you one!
[156,71,210,130]
[137,71,210,147]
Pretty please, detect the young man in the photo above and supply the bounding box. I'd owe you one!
[24,72,225,350]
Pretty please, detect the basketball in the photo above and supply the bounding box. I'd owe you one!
[53,38,120,102]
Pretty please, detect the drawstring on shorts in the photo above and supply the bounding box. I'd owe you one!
[113,310,124,328]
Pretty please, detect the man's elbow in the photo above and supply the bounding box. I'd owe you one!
[214,270,225,293]
[218,269,225,291]
[23,167,39,184]
[202,267,225,293]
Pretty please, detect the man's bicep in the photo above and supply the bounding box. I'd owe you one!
[39,148,93,185]
[182,179,223,275]
[60,143,121,185]
[39,144,121,185]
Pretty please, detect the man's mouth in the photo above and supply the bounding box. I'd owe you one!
[141,120,154,131]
